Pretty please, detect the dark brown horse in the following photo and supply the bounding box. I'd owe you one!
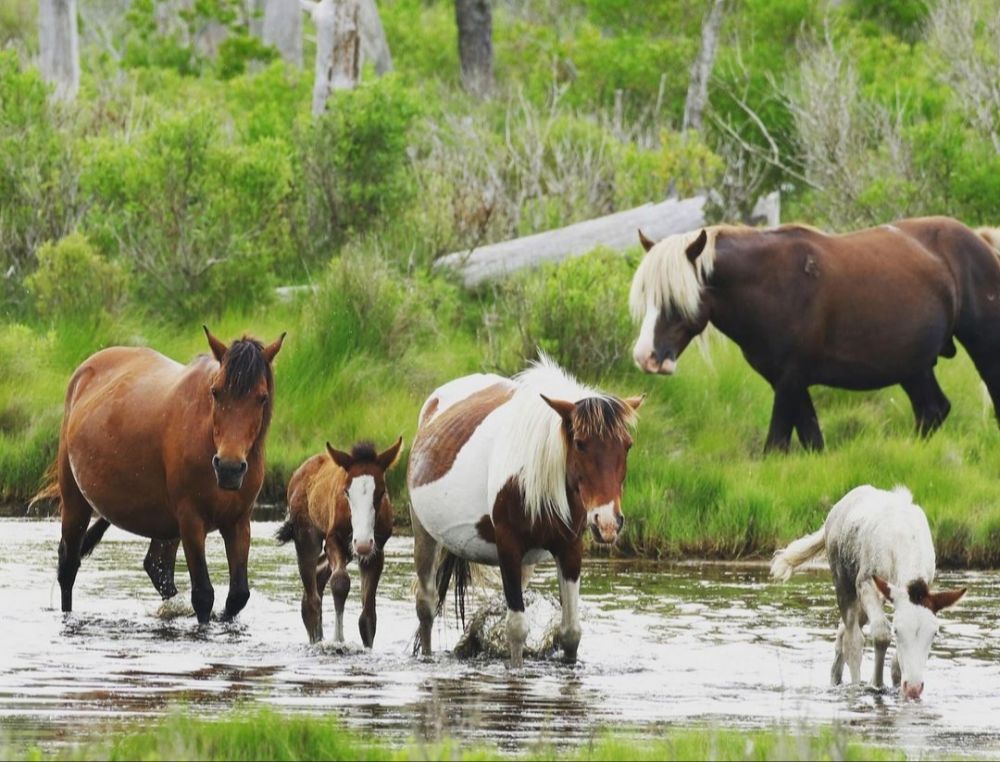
[631,217,1000,452]
[276,438,403,646]
[407,357,642,667]
[37,327,284,622]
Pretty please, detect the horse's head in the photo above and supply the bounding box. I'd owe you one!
[204,326,285,491]
[630,229,712,375]
[874,575,966,700]
[327,438,404,559]
[541,393,644,544]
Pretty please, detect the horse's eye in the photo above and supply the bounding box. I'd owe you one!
[574,439,586,452]
[259,393,268,405]
[210,386,219,401]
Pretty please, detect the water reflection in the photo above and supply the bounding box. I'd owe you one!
[1,518,998,757]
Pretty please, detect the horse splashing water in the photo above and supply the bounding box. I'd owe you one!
[771,485,966,698]
[36,327,285,623]
[407,355,643,667]
[276,438,403,646]
[630,218,1000,452]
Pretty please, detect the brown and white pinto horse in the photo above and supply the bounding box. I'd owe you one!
[408,356,642,667]
[631,217,1000,452]
[38,327,284,623]
[276,438,403,646]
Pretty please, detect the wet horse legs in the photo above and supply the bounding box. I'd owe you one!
[179,510,214,624]
[556,547,582,662]
[293,524,325,642]
[358,550,384,648]
[495,527,527,668]
[144,539,180,600]
[859,579,891,687]
[411,504,439,656]
[220,517,251,621]
[328,543,350,643]
[56,458,91,613]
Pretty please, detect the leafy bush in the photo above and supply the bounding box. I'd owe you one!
[0,51,78,314]
[25,233,126,322]
[82,111,292,321]
[496,247,636,378]
[294,76,419,262]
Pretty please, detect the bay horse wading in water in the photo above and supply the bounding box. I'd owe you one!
[771,485,966,699]
[630,217,1000,452]
[276,437,403,646]
[35,327,285,623]
[407,356,643,667]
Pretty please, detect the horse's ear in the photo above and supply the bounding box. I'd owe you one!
[378,436,404,471]
[203,325,228,363]
[623,394,646,411]
[928,587,966,613]
[873,575,893,602]
[686,229,709,264]
[638,229,656,252]
[540,394,575,427]
[263,331,286,364]
[326,442,353,471]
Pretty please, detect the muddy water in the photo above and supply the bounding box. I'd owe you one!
[1,518,998,757]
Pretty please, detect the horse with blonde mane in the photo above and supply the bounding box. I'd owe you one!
[407,356,643,667]
[631,217,1000,452]
[37,327,285,623]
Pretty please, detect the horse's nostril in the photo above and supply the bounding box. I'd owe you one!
[212,455,221,470]
[239,460,248,474]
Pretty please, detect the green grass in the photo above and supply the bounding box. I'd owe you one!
[15,709,910,761]
[5,253,1000,566]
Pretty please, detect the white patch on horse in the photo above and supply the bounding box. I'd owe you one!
[418,373,509,425]
[632,299,661,372]
[557,570,581,656]
[629,227,720,323]
[587,501,618,541]
[346,475,376,553]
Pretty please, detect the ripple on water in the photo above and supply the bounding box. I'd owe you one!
[1,518,999,757]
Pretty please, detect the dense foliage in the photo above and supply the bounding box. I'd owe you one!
[3,0,1000,563]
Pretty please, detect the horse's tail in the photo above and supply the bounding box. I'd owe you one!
[274,519,295,545]
[28,458,60,513]
[435,549,472,628]
[80,517,111,559]
[770,525,827,582]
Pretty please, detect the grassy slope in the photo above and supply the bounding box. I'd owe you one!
[19,710,908,761]
[4,278,1000,566]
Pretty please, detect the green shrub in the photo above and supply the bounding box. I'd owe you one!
[82,111,292,321]
[294,76,419,262]
[0,51,78,315]
[25,233,126,322]
[497,247,636,379]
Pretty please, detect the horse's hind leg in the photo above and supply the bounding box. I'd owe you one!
[144,539,180,600]
[411,504,439,656]
[831,621,846,686]
[56,455,92,613]
[293,524,325,643]
[901,369,951,436]
[843,604,865,684]
[859,579,891,687]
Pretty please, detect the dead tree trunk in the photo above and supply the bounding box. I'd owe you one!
[38,0,80,101]
[264,0,303,65]
[682,0,725,132]
[301,0,360,116]
[358,0,392,74]
[455,0,492,98]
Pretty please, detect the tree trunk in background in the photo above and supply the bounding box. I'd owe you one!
[301,0,360,116]
[682,0,725,132]
[455,0,492,98]
[358,0,392,74]
[264,0,303,65]
[248,0,265,36]
[38,0,80,101]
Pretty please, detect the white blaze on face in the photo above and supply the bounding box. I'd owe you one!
[588,501,620,544]
[346,475,376,556]
[892,598,939,699]
[632,301,660,373]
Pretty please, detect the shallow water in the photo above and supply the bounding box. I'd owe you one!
[1,517,998,756]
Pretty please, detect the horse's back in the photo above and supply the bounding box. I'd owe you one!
[287,452,342,534]
[408,373,517,564]
[826,485,935,601]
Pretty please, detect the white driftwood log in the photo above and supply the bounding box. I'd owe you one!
[38,0,80,101]
[301,0,360,116]
[436,195,708,288]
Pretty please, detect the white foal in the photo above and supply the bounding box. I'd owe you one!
[771,485,966,698]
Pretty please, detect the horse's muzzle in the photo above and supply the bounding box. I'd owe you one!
[902,681,924,700]
[588,507,623,544]
[213,455,248,491]
[635,353,676,375]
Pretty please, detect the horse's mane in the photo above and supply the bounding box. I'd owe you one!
[348,441,378,464]
[489,354,637,528]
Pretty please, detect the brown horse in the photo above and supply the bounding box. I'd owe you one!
[631,217,1000,452]
[408,357,642,667]
[38,327,284,623]
[276,438,403,646]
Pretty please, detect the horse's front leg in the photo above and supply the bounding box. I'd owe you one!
[144,538,180,600]
[766,379,821,453]
[358,549,384,648]
[859,579,891,688]
[793,388,824,451]
[179,510,214,624]
[556,544,583,662]
[496,529,527,668]
[220,516,251,621]
[327,540,350,643]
